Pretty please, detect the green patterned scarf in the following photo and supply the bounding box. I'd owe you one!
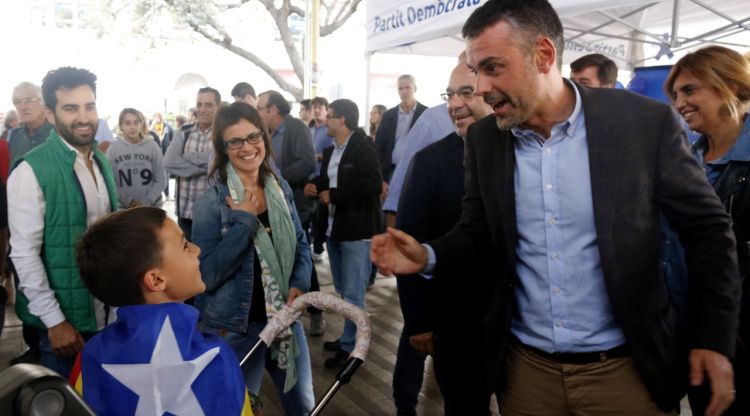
[227,166,300,392]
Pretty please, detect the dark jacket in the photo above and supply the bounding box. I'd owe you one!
[309,130,382,241]
[430,85,741,411]
[276,116,316,222]
[375,102,427,182]
[396,132,494,332]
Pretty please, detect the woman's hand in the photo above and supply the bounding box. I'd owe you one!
[226,189,261,216]
[287,287,304,305]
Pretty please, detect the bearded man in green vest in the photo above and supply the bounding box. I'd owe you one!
[8,67,118,378]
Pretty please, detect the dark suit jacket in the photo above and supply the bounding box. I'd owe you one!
[375,102,428,182]
[396,132,491,335]
[396,133,465,335]
[396,132,494,411]
[430,85,742,411]
[309,130,382,241]
[277,115,316,221]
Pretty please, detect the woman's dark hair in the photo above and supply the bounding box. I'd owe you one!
[209,102,277,185]
[369,104,386,137]
[77,207,167,306]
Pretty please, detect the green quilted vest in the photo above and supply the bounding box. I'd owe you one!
[15,131,119,332]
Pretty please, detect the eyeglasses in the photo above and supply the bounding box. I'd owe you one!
[224,131,264,150]
[326,114,342,120]
[440,88,475,102]
[12,97,41,106]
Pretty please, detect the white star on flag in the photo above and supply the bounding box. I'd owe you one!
[102,315,220,416]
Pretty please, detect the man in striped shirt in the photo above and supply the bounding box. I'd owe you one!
[164,87,220,241]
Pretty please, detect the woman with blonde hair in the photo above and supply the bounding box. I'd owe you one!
[664,45,750,415]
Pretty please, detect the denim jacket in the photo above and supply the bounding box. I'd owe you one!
[191,176,311,334]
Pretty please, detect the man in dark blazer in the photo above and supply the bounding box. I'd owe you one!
[375,75,428,183]
[371,1,741,415]
[304,99,382,369]
[257,90,316,224]
[393,59,494,416]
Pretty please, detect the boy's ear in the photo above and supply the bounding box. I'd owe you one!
[142,269,166,293]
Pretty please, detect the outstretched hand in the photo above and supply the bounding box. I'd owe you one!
[690,348,735,416]
[370,227,428,276]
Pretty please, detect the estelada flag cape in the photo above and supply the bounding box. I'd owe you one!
[69,302,252,416]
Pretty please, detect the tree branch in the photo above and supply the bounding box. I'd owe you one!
[219,0,251,11]
[320,0,361,36]
[290,5,304,16]
[259,0,304,87]
[186,20,302,99]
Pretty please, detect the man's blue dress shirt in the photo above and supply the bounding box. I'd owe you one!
[425,82,626,353]
[509,82,625,353]
[311,124,332,175]
[383,104,454,212]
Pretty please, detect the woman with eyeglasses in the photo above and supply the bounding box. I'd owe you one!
[664,45,750,415]
[192,102,314,415]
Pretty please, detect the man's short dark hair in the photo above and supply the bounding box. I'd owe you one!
[570,53,619,86]
[198,87,221,104]
[261,90,291,116]
[462,0,564,69]
[311,96,329,108]
[329,99,359,131]
[41,67,97,111]
[300,99,311,111]
[231,82,256,100]
[76,207,167,306]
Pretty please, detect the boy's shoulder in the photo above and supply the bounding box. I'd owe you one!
[77,303,249,415]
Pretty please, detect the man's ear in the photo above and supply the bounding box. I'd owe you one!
[535,36,557,74]
[142,269,166,293]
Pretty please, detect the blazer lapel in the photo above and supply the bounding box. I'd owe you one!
[580,87,618,271]
[448,133,464,171]
[492,128,518,274]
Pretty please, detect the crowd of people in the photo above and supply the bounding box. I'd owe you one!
[0,0,749,415]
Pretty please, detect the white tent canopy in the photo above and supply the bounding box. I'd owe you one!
[365,0,750,68]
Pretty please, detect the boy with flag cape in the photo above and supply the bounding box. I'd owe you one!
[69,207,254,415]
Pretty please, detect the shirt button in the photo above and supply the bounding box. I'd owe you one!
[548,218,556,225]
[554,287,561,294]
[544,148,552,154]
[545,183,553,190]
[555,321,564,327]
[551,252,559,259]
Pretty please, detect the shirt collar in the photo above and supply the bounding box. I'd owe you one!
[195,124,213,135]
[60,133,95,161]
[399,104,416,115]
[273,117,288,136]
[511,79,583,145]
[334,132,353,150]
[692,113,750,164]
